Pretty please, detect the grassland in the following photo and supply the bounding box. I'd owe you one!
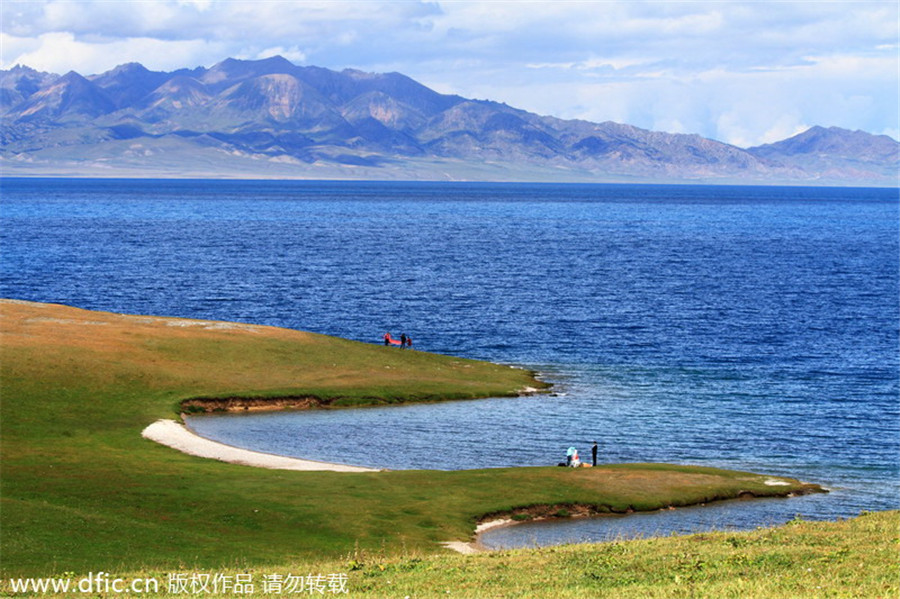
[32,510,885,599]
[2,299,891,598]
[331,510,899,598]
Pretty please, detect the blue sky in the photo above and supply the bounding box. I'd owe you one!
[2,0,897,146]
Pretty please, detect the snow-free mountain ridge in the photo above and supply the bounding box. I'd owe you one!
[2,57,897,185]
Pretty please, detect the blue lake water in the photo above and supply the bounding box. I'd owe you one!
[2,178,897,548]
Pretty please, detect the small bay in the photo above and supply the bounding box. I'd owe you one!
[2,178,897,547]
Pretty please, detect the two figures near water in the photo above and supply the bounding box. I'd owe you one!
[383,332,412,349]
[564,441,598,467]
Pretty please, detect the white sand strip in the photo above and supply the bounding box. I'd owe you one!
[142,419,378,473]
[440,541,481,554]
[440,519,514,554]
[476,518,513,534]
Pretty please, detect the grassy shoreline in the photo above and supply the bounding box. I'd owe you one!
[3,299,888,598]
[2,511,896,597]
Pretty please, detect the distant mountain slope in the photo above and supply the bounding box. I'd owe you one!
[1,57,897,185]
[0,65,59,114]
[7,71,116,122]
[90,63,172,109]
[748,126,899,183]
[750,125,898,161]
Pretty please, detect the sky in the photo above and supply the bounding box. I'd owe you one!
[1,0,898,146]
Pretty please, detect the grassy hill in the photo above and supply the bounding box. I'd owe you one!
[2,299,885,599]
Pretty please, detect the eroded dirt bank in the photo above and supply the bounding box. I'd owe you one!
[182,396,326,412]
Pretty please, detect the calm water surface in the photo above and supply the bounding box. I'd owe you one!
[2,178,897,548]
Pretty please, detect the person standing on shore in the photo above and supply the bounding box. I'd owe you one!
[400,333,407,349]
[383,332,391,346]
[592,441,598,466]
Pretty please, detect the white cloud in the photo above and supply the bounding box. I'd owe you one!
[177,0,212,10]
[0,31,227,73]
[249,46,308,64]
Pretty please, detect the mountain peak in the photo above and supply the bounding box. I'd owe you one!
[209,55,297,74]
[202,56,300,91]
[0,65,60,113]
[90,62,171,108]
[59,70,90,83]
[749,125,899,170]
[795,125,864,141]
[105,62,150,75]
[257,55,297,68]
[7,70,114,121]
[758,125,897,152]
[7,64,41,75]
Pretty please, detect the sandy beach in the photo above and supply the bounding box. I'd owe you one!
[142,419,379,473]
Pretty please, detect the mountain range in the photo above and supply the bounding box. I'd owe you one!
[1,56,897,185]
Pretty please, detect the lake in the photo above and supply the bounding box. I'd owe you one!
[2,178,897,548]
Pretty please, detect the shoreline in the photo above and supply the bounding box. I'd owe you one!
[453,481,828,554]
[142,419,379,473]
[143,416,827,555]
[7,298,855,584]
[180,384,549,414]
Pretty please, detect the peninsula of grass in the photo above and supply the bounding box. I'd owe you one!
[0,299,848,592]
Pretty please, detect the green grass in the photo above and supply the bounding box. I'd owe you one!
[1,299,881,599]
[323,510,897,598]
[2,512,895,598]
